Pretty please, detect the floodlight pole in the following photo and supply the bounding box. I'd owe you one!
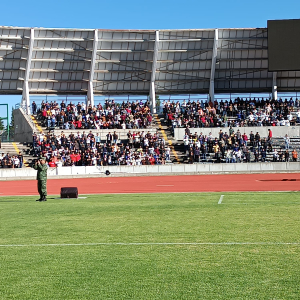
[209,29,218,102]
[0,104,9,141]
[272,72,278,100]
[87,29,98,108]
[150,30,159,114]
[22,28,34,115]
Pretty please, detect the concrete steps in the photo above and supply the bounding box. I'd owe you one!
[154,114,182,163]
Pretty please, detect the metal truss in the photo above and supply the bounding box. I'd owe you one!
[1,26,300,112]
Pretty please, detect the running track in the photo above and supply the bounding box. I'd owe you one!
[0,173,300,196]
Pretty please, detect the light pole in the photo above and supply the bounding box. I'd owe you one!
[0,104,9,142]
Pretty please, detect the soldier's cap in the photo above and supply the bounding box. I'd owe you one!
[39,156,46,161]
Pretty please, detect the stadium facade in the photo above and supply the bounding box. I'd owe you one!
[0,26,300,114]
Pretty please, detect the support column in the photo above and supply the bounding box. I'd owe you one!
[209,29,218,102]
[149,30,159,114]
[87,29,98,108]
[22,28,34,114]
[272,72,278,100]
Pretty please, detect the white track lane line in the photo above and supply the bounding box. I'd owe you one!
[218,195,224,204]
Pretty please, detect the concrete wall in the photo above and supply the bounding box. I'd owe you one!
[1,162,299,179]
[13,108,36,143]
[174,126,300,140]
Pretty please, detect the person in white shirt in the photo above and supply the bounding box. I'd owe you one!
[183,134,189,153]
[236,149,242,163]
[208,132,214,141]
[56,159,63,167]
[38,133,44,143]
[92,155,97,166]
[131,157,136,166]
[13,156,20,168]
[226,150,232,163]
[143,137,149,148]
[81,102,86,113]
[284,134,290,149]
[165,146,171,161]
[95,133,101,145]
[149,146,154,155]
[248,113,254,123]
[296,110,300,123]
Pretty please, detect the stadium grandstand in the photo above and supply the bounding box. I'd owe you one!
[1,22,300,173]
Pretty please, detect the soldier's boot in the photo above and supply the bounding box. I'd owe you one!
[36,198,42,201]
[41,196,47,201]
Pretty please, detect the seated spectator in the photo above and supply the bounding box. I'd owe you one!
[30,129,166,167]
[162,97,299,129]
[36,100,153,130]
[183,128,291,164]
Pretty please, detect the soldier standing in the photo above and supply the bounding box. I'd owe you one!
[32,157,48,201]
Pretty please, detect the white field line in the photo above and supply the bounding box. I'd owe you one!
[218,195,224,204]
[0,242,300,248]
[221,202,300,205]
[1,191,299,198]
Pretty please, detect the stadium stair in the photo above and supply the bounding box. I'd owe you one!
[154,114,181,163]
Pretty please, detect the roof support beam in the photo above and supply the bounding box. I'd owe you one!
[209,29,218,102]
[149,30,159,114]
[87,29,98,108]
[21,28,34,114]
[272,72,278,100]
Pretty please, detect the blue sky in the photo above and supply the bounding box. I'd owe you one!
[1,0,300,122]
[2,0,300,30]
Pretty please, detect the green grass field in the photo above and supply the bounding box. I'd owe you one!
[1,192,300,299]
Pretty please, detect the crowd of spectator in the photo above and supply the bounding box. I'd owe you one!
[31,129,170,167]
[34,99,153,130]
[163,97,300,129]
[183,127,298,164]
[0,152,24,168]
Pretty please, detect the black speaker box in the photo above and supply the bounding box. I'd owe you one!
[60,187,78,198]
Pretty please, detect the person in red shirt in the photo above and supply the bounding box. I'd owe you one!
[76,120,82,129]
[48,158,56,167]
[75,152,81,166]
[147,114,152,126]
[167,112,174,126]
[242,133,248,146]
[268,128,273,139]
[70,151,77,164]
[149,155,155,165]
[41,108,47,121]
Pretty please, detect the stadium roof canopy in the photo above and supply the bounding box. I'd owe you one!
[0,26,300,113]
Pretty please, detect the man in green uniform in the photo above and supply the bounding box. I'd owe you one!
[32,157,48,201]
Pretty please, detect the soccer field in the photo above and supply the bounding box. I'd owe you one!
[1,192,300,299]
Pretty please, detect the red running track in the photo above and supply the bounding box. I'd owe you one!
[0,173,300,196]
